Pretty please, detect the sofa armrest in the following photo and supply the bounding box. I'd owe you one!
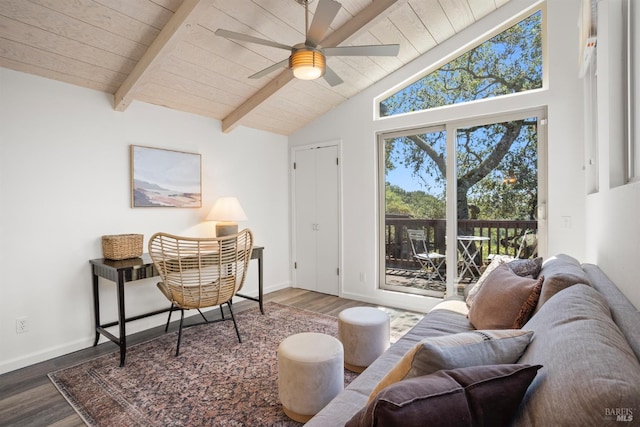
[583,263,640,362]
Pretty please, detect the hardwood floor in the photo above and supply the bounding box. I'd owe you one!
[0,288,422,427]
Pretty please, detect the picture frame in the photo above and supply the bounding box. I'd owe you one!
[130,145,202,208]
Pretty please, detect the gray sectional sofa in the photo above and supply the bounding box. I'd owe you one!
[306,254,640,426]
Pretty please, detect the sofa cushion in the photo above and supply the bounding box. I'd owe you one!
[369,329,533,399]
[347,364,541,427]
[466,256,542,307]
[430,299,469,315]
[468,263,543,329]
[534,253,591,312]
[513,284,640,426]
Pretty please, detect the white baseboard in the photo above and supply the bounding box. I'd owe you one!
[234,281,292,300]
[0,338,92,375]
[339,290,436,314]
[0,281,294,375]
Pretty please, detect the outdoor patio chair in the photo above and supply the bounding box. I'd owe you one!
[148,229,254,356]
[407,229,446,283]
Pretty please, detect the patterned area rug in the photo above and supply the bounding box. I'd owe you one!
[49,303,363,427]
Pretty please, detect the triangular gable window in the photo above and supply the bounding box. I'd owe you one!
[379,11,543,117]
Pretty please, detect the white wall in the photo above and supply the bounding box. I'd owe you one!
[290,0,594,313]
[584,0,640,309]
[0,68,291,374]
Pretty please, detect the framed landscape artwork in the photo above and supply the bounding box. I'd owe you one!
[130,145,202,208]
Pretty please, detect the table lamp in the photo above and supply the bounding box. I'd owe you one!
[207,197,248,237]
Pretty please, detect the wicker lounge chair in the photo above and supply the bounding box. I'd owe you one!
[148,229,254,355]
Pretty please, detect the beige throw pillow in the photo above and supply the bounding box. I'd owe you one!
[466,256,543,308]
[468,263,543,330]
[466,255,511,307]
[369,329,534,400]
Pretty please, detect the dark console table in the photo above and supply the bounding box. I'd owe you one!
[90,246,264,366]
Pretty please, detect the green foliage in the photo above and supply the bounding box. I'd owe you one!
[458,119,538,220]
[385,184,413,215]
[385,183,445,218]
[469,123,538,219]
[382,11,542,221]
[381,11,542,116]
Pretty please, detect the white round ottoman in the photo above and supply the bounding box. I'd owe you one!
[338,307,390,373]
[277,332,344,423]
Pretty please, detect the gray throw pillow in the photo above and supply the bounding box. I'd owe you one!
[508,256,543,277]
[534,254,591,312]
[369,329,534,399]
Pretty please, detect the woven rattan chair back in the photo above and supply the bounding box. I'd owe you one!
[148,229,254,355]
[149,229,254,309]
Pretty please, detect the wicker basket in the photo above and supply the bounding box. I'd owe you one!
[102,234,143,260]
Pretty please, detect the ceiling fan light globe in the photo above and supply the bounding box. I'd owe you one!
[290,49,325,80]
[293,65,324,80]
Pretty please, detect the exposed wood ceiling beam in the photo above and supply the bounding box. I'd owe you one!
[113,0,202,111]
[221,70,296,134]
[221,0,402,133]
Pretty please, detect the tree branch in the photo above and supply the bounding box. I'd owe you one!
[407,135,446,178]
[461,121,523,187]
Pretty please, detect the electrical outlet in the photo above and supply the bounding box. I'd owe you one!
[16,317,28,334]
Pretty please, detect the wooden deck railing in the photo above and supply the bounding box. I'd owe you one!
[385,217,538,269]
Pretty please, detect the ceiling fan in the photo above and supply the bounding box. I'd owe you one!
[215,0,400,87]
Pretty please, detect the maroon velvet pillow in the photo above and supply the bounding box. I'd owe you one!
[346,364,542,427]
[468,263,543,329]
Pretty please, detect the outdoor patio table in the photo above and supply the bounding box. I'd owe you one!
[457,235,489,280]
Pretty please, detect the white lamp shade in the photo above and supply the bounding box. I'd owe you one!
[207,197,248,222]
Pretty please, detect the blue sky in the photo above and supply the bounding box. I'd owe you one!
[386,165,426,192]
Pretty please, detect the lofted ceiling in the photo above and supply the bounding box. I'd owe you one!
[0,0,511,135]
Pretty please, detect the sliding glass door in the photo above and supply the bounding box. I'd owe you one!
[379,126,448,298]
[379,109,547,298]
[454,114,543,285]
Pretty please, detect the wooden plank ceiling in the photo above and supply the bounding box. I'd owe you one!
[0,0,511,135]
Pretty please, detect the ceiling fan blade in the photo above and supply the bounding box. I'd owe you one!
[215,29,292,51]
[305,0,341,47]
[249,59,290,79]
[324,44,400,56]
[323,65,343,87]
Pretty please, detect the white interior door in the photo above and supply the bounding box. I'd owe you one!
[315,145,339,295]
[294,148,318,292]
[293,144,340,295]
